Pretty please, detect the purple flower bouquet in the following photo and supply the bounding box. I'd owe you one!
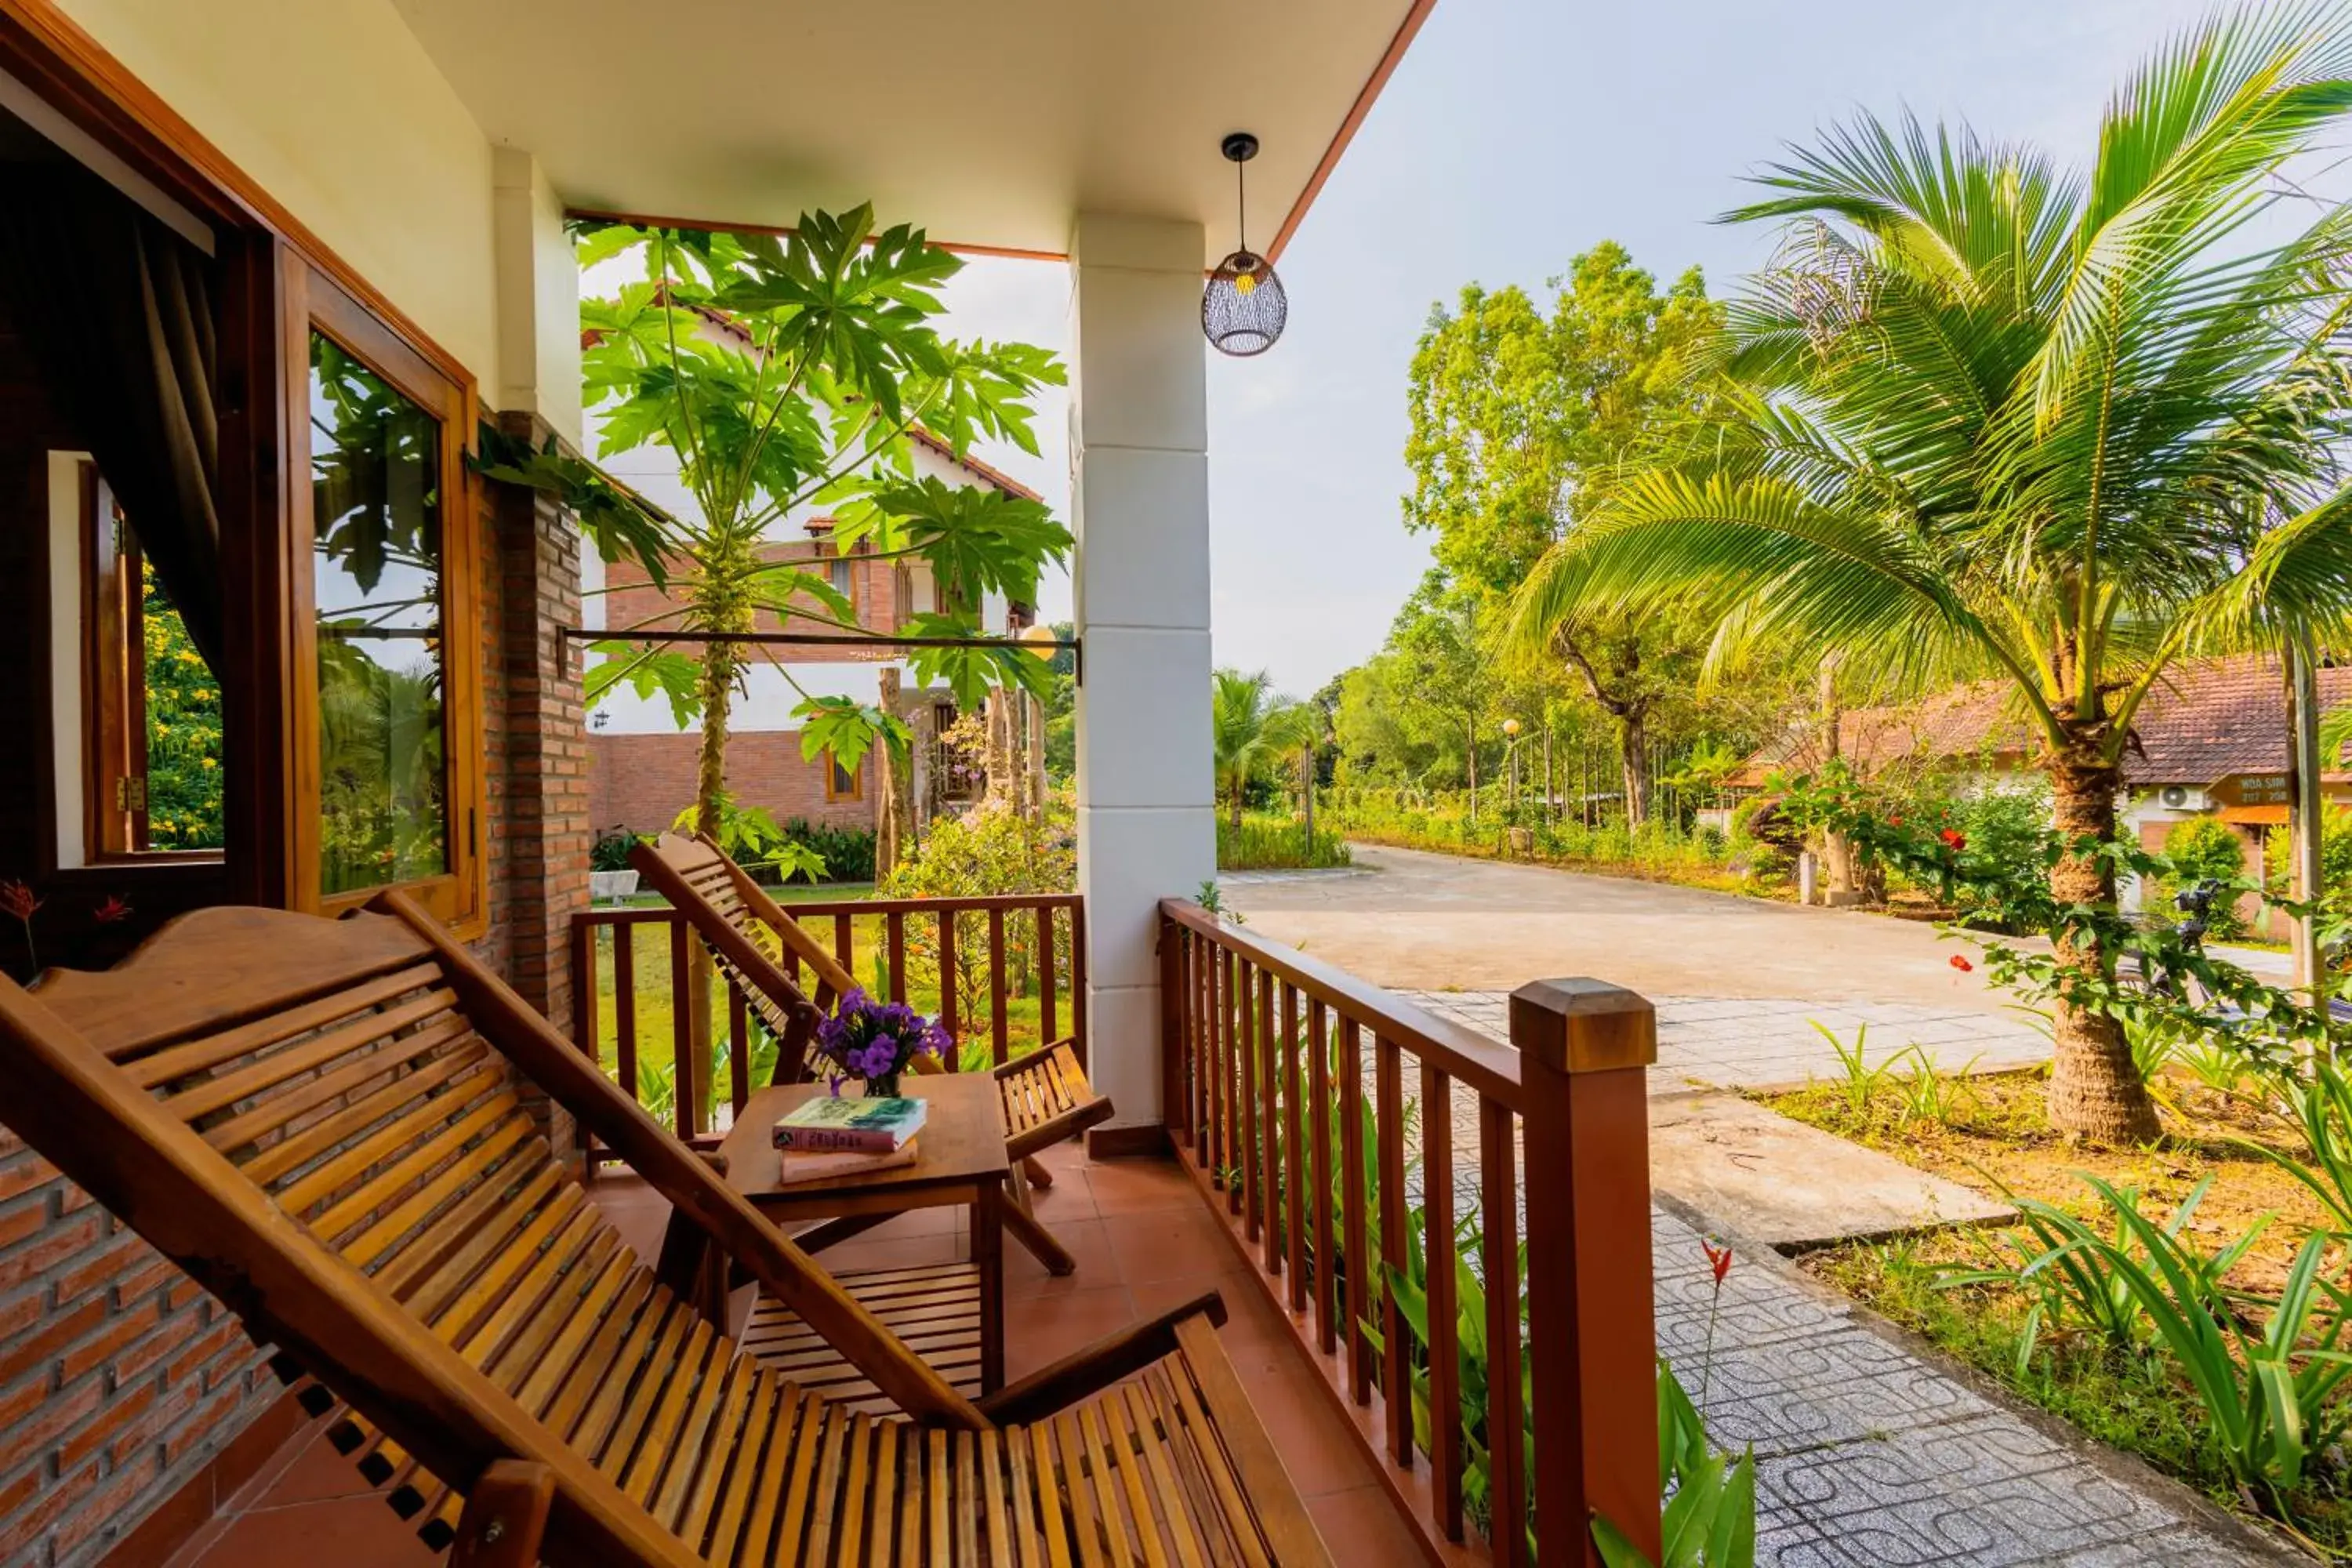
[813,989,949,1096]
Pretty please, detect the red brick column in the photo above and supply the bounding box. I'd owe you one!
[488,411,590,1170]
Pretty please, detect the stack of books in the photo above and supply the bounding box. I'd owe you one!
[771,1095,927,1185]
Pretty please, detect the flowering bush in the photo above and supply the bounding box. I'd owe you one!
[813,988,948,1091]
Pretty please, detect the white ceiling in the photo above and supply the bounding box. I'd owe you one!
[390,0,1426,263]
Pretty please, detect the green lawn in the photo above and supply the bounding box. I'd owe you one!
[581,895,1073,1128]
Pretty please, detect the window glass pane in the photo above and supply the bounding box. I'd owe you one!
[309,331,446,895]
[141,556,223,849]
[829,556,851,597]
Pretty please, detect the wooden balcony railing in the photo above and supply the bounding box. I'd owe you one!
[1158,898,1663,1567]
[568,892,1084,1156]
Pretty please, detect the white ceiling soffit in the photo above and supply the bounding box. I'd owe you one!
[389,0,1431,263]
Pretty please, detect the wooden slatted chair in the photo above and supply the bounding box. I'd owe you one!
[631,831,1112,1277]
[0,898,1330,1566]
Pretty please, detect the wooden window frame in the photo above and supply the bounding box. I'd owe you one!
[286,263,488,935]
[824,749,863,804]
[5,4,499,924]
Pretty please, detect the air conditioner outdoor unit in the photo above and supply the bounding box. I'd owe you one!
[2159,785,2205,811]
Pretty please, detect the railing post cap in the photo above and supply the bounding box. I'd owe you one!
[1508,978,1657,1073]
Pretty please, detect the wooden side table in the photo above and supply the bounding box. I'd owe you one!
[715,1073,1011,1402]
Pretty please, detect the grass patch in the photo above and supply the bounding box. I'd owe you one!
[1216,813,1352,871]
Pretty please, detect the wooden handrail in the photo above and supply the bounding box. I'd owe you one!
[575,892,1082,924]
[1156,896,1662,1566]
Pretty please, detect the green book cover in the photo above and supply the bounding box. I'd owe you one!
[771,1095,927,1150]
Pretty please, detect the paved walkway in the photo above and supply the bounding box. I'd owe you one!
[1652,1207,2287,1565]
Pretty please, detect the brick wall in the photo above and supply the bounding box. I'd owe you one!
[600,535,902,662]
[587,729,872,839]
[0,1140,278,1568]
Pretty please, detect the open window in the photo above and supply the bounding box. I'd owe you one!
[293,269,485,929]
[52,456,226,863]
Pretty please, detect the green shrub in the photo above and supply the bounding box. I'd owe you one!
[2263,804,2352,898]
[1217,813,1351,870]
[782,816,877,883]
[881,796,1076,1043]
[2155,816,2250,941]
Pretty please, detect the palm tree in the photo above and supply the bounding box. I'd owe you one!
[1512,6,2352,1143]
[1212,669,1319,829]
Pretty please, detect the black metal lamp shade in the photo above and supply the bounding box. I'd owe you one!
[1203,249,1287,357]
[1203,131,1286,356]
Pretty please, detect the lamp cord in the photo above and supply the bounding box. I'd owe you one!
[1236,157,1248,255]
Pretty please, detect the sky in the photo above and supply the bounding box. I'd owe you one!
[898,0,2297,697]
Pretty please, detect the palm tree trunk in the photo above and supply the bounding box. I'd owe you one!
[2043,746,2161,1144]
[1619,710,1651,827]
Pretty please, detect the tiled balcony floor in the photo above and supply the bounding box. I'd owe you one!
[162,1138,1425,1566]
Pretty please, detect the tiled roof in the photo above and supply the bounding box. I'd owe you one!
[2121,654,2352,785]
[1726,679,2028,787]
[1730,654,2352,789]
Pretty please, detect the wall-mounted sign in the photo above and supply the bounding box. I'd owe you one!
[2211,771,2292,809]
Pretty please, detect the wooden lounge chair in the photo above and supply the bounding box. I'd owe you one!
[0,898,1329,1566]
[630,832,1112,1276]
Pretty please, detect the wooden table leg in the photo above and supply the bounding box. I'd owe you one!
[1002,1160,1076,1276]
[975,1178,1005,1394]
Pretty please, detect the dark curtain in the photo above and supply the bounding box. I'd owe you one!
[0,161,223,673]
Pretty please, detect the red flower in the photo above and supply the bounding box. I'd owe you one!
[0,880,38,924]
[1886,815,1904,828]
[1950,954,1974,973]
[93,896,132,924]
[1939,828,1966,851]
[1702,1239,1733,1287]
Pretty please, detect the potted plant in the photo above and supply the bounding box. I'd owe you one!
[589,829,642,904]
[812,989,947,1097]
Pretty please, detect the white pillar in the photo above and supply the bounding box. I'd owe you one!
[492,147,583,448]
[1069,213,1214,1136]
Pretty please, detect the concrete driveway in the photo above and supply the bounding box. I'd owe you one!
[1222,842,2049,1088]
[1226,842,2014,1008]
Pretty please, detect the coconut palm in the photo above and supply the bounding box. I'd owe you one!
[1511,5,2352,1142]
[1212,669,1320,828]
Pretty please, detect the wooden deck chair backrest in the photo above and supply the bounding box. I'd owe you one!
[0,895,987,1566]
[633,833,858,1000]
[630,834,875,1086]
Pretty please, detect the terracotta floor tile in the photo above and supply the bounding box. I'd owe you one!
[1230,1362,1383,1498]
[1305,1483,1431,1561]
[1004,1216,1119,1298]
[810,1229,965,1274]
[185,1496,441,1567]
[1080,1156,1203,1216]
[1103,1203,1251,1287]
[1002,1283,1137,1381]
[247,1429,385,1507]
